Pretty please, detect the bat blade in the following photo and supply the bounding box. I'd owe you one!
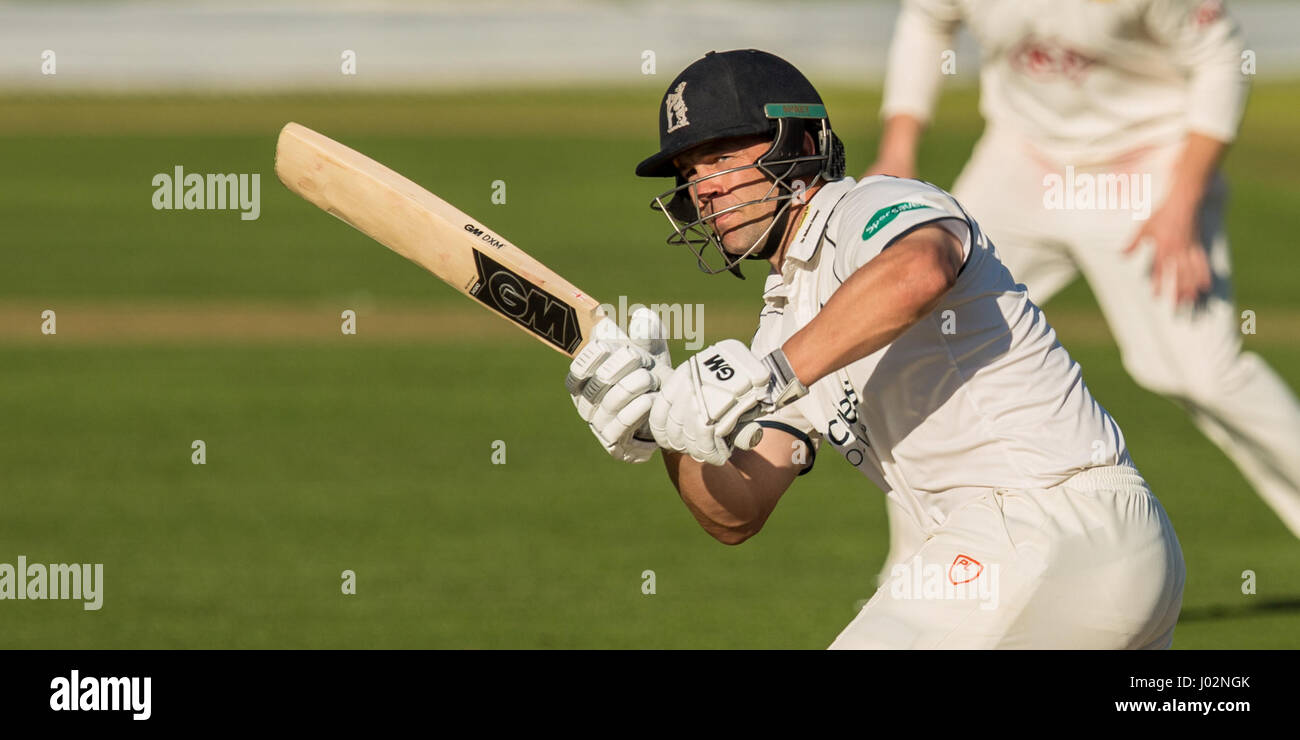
[274,121,603,356]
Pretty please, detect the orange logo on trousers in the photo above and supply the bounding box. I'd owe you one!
[948,554,983,585]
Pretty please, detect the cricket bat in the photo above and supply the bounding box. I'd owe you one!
[273,122,762,447]
[274,121,602,356]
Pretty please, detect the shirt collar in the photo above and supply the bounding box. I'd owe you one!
[758,177,858,308]
[761,271,789,307]
[779,176,857,275]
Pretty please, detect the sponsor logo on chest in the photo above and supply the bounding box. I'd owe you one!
[822,378,872,468]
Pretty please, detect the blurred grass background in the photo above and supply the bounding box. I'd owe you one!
[1,82,1298,648]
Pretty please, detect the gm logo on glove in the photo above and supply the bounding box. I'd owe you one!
[702,354,734,381]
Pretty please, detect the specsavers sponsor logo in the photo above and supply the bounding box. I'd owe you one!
[861,202,934,240]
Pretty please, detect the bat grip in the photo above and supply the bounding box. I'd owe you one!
[635,418,764,454]
[729,421,765,451]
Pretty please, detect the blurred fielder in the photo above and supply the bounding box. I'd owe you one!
[566,49,1184,648]
[865,0,1300,541]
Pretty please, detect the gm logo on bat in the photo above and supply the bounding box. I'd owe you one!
[463,223,508,250]
[470,249,581,354]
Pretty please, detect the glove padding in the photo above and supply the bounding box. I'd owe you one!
[566,309,672,463]
[649,339,770,466]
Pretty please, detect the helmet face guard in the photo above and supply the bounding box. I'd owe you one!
[648,111,845,277]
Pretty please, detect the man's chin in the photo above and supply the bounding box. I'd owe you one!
[717,228,750,253]
[720,231,765,258]
[719,241,752,259]
[716,216,776,257]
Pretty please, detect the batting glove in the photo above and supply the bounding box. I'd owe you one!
[649,339,808,466]
[565,309,672,463]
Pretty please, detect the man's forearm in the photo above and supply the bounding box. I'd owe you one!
[662,448,788,545]
[874,114,925,171]
[781,229,961,386]
[1164,132,1228,212]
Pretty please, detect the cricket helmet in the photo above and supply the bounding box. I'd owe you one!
[636,49,845,277]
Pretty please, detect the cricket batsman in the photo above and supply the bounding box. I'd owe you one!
[865,0,1300,542]
[564,49,1184,648]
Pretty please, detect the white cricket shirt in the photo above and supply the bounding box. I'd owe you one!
[881,0,1249,162]
[752,176,1129,531]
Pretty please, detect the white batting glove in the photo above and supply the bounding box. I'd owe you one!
[565,309,672,463]
[625,306,674,391]
[649,339,805,466]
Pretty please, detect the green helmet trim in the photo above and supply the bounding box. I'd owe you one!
[764,103,828,119]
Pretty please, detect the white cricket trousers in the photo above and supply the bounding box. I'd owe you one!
[950,126,1300,537]
[831,465,1185,649]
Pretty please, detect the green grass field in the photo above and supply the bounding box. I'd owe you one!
[1,83,1298,648]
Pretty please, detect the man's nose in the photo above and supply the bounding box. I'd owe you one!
[694,169,725,199]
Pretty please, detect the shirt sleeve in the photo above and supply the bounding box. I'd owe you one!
[1144,0,1249,143]
[831,177,973,279]
[880,0,964,123]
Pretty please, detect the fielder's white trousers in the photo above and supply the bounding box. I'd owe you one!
[832,465,1184,649]
[949,127,1300,537]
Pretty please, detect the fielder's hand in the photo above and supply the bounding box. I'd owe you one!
[650,339,808,466]
[566,309,672,464]
[1123,200,1212,306]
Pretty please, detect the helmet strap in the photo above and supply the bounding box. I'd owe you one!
[749,205,790,262]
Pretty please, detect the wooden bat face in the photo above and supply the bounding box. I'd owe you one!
[274,122,604,356]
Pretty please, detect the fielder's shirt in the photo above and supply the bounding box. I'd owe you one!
[881,0,1248,162]
[751,176,1129,533]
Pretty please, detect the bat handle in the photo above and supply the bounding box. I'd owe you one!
[729,421,764,451]
[636,420,764,453]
